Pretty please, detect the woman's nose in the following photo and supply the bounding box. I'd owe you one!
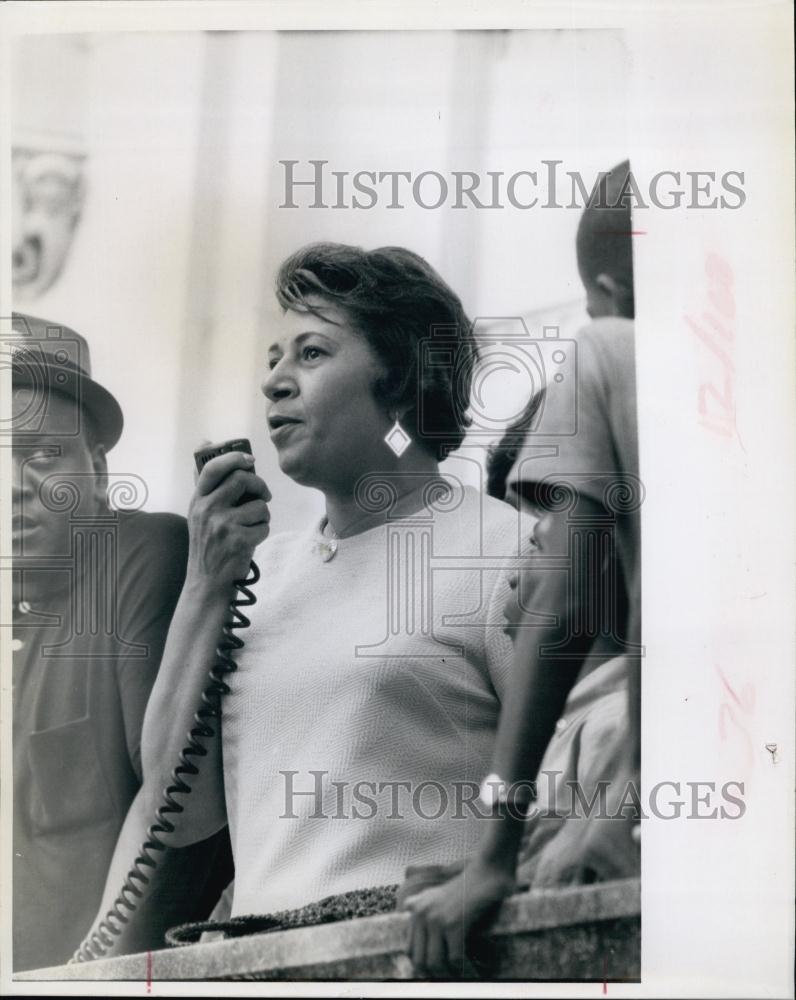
[261,364,295,402]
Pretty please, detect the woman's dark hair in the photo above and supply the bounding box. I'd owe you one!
[275,242,479,461]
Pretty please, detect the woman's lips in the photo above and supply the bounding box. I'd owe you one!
[269,419,302,443]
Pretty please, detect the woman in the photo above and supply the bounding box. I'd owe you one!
[95,242,533,949]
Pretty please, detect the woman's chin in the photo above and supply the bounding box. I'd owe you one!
[275,451,301,479]
[276,451,318,489]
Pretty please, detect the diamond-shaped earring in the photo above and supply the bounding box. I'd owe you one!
[384,417,411,457]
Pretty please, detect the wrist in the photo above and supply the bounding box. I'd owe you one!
[477,819,524,872]
[478,772,535,817]
[181,569,235,610]
[472,842,520,886]
[476,773,534,872]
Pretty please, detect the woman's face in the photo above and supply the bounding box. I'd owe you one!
[262,298,394,492]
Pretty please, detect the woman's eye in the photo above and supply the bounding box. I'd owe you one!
[302,346,323,362]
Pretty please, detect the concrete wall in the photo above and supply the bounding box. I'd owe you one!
[16,878,640,982]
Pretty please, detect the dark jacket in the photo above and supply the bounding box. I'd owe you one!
[13,510,190,970]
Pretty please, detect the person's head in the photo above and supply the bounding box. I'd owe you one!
[264,242,478,493]
[11,314,122,558]
[12,391,108,557]
[576,160,635,320]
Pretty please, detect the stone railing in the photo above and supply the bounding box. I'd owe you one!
[16,878,639,982]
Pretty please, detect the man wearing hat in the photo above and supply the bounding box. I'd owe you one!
[9,313,227,971]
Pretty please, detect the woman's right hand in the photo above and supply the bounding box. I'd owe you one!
[186,449,271,590]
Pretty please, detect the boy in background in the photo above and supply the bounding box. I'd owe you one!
[401,161,642,977]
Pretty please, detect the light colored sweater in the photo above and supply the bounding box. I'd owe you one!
[223,484,533,917]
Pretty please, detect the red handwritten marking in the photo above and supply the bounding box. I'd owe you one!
[716,664,755,766]
[686,252,740,443]
[717,665,755,712]
[687,316,735,370]
[146,949,152,993]
[697,416,734,438]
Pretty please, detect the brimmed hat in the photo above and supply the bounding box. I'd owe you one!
[9,312,124,450]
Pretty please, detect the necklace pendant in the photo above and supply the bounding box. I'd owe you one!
[318,538,338,562]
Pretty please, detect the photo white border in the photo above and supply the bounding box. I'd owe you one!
[1,2,793,997]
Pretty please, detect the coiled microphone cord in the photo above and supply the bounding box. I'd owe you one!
[71,561,260,963]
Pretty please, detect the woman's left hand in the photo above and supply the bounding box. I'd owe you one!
[401,854,516,979]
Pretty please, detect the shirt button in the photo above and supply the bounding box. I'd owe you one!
[555,717,568,734]
[11,638,24,652]
[18,601,32,615]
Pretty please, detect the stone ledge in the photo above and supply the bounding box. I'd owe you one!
[16,877,640,982]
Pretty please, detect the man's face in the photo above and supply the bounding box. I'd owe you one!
[12,390,107,558]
